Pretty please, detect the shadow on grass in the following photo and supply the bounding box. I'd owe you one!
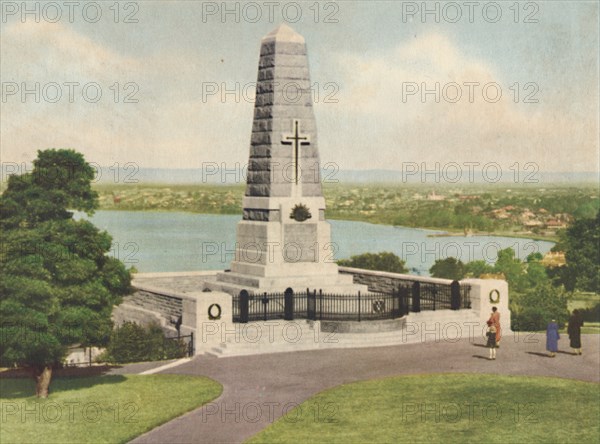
[1,365,122,379]
[1,367,126,399]
[0,379,37,399]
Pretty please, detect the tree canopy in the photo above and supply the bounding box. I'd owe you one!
[337,252,408,274]
[428,247,570,331]
[0,149,131,397]
[429,257,466,280]
[464,260,494,278]
[553,211,599,292]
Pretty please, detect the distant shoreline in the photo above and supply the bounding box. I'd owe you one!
[425,230,556,242]
[90,207,558,243]
[88,182,598,244]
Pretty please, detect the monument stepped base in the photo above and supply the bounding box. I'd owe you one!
[206,270,368,295]
[204,310,489,358]
[123,272,511,358]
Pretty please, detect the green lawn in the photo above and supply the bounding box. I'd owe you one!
[560,322,600,335]
[248,374,599,444]
[569,291,599,308]
[582,323,600,334]
[0,374,222,444]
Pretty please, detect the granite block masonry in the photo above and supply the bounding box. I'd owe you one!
[209,24,366,295]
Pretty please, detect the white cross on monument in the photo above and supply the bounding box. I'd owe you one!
[281,119,310,191]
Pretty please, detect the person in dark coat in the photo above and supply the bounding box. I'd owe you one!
[546,319,560,357]
[567,309,584,355]
[486,321,497,360]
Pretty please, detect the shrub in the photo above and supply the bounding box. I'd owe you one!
[101,322,187,364]
[510,283,570,331]
[337,252,408,274]
[429,257,465,280]
[579,303,600,323]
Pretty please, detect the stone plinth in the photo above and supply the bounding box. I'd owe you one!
[461,278,511,334]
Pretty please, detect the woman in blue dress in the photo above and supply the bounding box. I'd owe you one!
[546,319,560,357]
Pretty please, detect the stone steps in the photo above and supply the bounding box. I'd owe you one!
[205,319,319,357]
[203,310,485,357]
[207,271,368,295]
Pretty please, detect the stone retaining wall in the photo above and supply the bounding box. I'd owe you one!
[339,266,511,333]
[123,289,183,321]
[338,266,454,293]
[112,285,188,334]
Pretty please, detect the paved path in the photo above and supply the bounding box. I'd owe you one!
[131,334,599,444]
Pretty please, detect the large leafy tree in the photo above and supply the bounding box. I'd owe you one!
[492,248,529,293]
[553,211,599,292]
[0,149,131,397]
[464,260,494,278]
[429,247,570,331]
[429,257,466,280]
[509,282,570,331]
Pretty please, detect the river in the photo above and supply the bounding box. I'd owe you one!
[76,211,555,275]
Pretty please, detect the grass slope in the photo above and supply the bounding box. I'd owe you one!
[0,374,222,444]
[249,373,599,444]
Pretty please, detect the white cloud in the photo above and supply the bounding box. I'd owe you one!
[0,21,253,168]
[1,24,597,174]
[318,32,598,173]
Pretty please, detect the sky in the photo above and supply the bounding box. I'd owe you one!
[1,1,599,174]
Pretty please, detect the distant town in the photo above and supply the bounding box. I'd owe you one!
[94,183,599,243]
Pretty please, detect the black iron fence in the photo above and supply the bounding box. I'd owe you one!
[164,333,194,357]
[399,280,472,312]
[233,281,470,323]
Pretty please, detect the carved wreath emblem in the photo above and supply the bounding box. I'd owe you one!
[290,203,312,222]
[489,289,500,304]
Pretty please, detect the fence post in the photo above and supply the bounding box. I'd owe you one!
[307,288,316,320]
[240,290,249,323]
[411,282,421,313]
[450,280,461,310]
[397,286,404,317]
[358,291,361,322]
[284,288,294,320]
[319,289,323,321]
[262,292,269,321]
[189,332,194,356]
[399,289,404,317]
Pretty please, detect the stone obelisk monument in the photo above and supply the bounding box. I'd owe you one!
[213,24,365,295]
